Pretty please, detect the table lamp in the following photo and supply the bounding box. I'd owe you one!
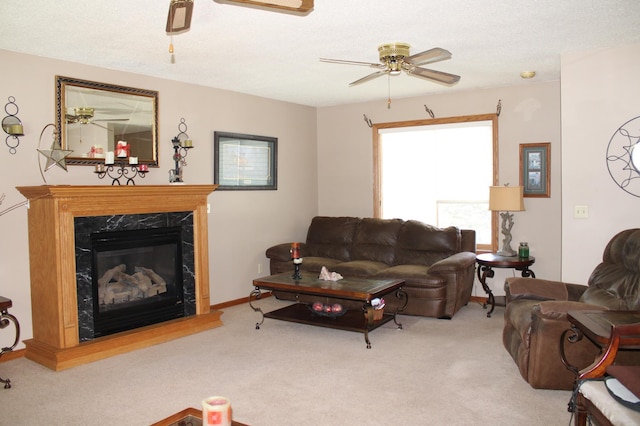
[489,184,525,256]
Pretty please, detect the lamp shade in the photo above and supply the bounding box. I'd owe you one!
[489,186,525,212]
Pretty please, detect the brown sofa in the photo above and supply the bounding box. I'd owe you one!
[502,228,640,390]
[265,216,477,318]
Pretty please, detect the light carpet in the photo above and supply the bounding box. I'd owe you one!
[1,298,572,425]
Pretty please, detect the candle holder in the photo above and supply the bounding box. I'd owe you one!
[95,159,148,185]
[292,258,302,280]
[170,118,194,183]
[290,242,302,280]
[2,96,24,154]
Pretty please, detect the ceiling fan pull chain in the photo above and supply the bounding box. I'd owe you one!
[169,35,176,64]
[387,74,392,109]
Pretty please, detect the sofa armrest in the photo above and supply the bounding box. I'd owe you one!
[265,242,308,262]
[428,251,476,274]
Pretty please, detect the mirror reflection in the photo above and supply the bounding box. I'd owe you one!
[56,76,159,166]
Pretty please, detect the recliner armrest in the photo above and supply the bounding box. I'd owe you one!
[505,277,570,302]
[533,300,609,321]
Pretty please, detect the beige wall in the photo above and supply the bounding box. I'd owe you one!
[2,42,636,348]
[0,49,318,348]
[560,42,640,283]
[317,82,562,297]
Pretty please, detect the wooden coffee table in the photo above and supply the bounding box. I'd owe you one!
[250,272,407,348]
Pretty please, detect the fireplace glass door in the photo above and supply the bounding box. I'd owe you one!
[91,227,185,337]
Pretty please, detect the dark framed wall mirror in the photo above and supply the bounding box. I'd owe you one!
[55,76,159,166]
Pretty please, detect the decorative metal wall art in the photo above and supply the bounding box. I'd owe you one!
[606,115,640,198]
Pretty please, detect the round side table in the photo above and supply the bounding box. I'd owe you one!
[476,253,535,317]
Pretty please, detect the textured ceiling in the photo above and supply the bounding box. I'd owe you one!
[1,0,640,107]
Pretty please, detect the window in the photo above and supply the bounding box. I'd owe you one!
[373,114,498,251]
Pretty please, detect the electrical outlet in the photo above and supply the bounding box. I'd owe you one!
[258,263,263,274]
[574,205,589,219]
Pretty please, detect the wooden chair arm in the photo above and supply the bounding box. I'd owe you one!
[579,322,640,380]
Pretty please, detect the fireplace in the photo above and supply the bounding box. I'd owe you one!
[74,212,197,342]
[16,185,221,371]
[91,227,185,338]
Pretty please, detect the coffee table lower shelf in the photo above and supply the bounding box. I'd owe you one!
[262,303,398,348]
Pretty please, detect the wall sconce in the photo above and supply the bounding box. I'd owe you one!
[170,118,194,183]
[2,96,24,154]
[489,184,525,256]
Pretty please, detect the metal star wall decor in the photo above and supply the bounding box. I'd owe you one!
[37,139,73,171]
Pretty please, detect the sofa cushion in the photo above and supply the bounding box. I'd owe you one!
[350,218,403,264]
[298,257,343,273]
[305,216,361,262]
[332,260,389,277]
[395,221,461,266]
[373,264,446,287]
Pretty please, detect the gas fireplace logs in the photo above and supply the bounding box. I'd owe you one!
[98,264,168,305]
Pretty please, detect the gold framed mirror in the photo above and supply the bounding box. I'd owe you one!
[55,76,159,166]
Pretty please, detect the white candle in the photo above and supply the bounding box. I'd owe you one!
[128,156,138,165]
[105,151,114,165]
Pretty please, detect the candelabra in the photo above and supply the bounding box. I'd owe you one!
[94,160,148,185]
[170,118,194,183]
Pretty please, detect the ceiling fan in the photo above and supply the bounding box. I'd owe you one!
[320,42,461,87]
[65,107,128,129]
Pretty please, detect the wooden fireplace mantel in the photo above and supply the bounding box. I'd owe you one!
[16,185,221,371]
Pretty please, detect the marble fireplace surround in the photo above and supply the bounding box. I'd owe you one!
[16,185,221,371]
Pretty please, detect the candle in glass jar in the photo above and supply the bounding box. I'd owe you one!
[291,242,301,259]
[139,164,149,172]
[129,156,138,165]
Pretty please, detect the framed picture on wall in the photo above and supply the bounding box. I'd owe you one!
[214,131,278,190]
[520,142,550,197]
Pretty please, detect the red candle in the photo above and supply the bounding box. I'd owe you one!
[291,242,300,259]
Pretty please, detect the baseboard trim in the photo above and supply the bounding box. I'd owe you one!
[212,291,272,310]
[470,296,489,304]
[0,348,25,363]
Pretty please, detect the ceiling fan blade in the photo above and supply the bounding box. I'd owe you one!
[320,58,383,69]
[349,70,388,86]
[90,122,109,130]
[405,47,452,66]
[407,66,460,85]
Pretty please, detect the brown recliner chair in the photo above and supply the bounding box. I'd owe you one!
[502,228,640,390]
